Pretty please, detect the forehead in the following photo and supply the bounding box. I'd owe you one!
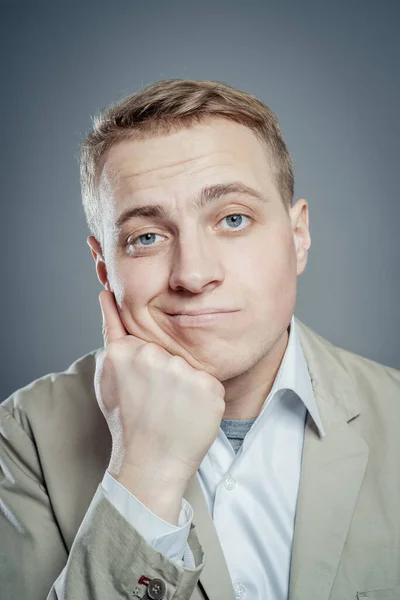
[98,118,278,216]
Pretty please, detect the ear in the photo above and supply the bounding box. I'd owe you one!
[290,199,311,276]
[87,236,111,290]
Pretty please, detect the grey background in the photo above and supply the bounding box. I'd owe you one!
[1,0,399,402]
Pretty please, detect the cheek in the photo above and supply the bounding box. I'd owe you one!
[112,258,159,304]
[240,236,297,307]
[111,261,167,337]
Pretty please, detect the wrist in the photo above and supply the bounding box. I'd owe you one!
[107,463,188,525]
[109,455,194,491]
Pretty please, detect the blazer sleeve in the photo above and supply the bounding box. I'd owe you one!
[0,403,205,600]
[101,470,196,567]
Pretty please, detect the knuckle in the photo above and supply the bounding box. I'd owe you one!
[169,355,187,369]
[103,341,126,365]
[169,355,197,378]
[136,342,164,364]
[143,342,161,353]
[198,372,225,396]
[104,343,118,363]
[195,370,214,388]
[216,380,226,396]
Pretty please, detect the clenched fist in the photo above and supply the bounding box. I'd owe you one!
[95,290,226,524]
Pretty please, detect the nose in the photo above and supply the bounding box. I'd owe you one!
[168,233,224,293]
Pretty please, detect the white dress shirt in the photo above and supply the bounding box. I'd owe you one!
[102,313,325,599]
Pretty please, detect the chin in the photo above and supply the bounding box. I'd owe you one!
[191,353,248,382]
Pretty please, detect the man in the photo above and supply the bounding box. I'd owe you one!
[1,79,399,600]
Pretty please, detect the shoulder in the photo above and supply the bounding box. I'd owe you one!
[1,349,102,438]
[335,344,400,390]
[334,344,400,428]
[297,316,400,390]
[295,317,400,426]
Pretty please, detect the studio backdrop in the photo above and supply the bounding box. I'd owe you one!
[1,0,399,401]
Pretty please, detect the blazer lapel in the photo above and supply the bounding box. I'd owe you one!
[184,474,236,600]
[288,319,370,600]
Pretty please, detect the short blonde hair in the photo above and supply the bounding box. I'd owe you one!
[80,79,294,245]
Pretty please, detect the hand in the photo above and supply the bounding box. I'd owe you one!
[95,290,226,522]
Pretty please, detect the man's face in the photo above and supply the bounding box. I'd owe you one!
[89,117,310,382]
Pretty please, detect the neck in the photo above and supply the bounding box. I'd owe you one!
[222,326,289,420]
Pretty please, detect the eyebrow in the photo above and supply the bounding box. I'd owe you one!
[114,181,269,230]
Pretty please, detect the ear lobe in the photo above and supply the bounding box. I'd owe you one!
[96,260,110,289]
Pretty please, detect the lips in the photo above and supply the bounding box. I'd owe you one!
[167,311,238,327]
[166,308,236,316]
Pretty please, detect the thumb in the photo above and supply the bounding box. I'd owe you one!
[99,290,129,347]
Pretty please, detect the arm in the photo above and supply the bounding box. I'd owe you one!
[0,404,205,600]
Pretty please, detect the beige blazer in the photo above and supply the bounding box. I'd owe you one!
[1,317,400,600]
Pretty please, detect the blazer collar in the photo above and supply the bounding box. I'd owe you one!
[294,316,363,429]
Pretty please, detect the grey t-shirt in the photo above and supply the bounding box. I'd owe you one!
[220,418,257,453]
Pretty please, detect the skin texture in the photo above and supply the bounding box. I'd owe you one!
[88,117,311,420]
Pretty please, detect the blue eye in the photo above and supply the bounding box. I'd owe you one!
[222,214,250,229]
[126,213,252,255]
[136,233,160,246]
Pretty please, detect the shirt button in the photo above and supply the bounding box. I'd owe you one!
[224,476,237,490]
[145,578,167,599]
[234,581,246,599]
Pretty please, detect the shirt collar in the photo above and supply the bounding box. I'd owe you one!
[259,314,326,437]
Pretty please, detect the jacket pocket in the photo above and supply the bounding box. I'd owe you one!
[357,587,400,599]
